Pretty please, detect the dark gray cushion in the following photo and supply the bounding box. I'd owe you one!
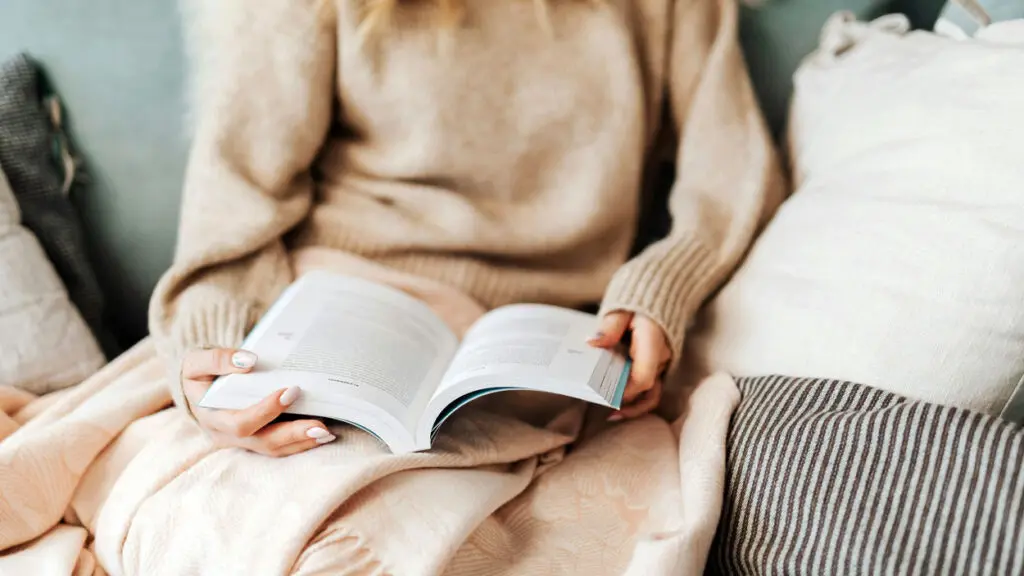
[0,54,117,357]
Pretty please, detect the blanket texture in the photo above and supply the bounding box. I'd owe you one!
[0,249,737,575]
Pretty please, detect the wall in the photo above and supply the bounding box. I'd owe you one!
[0,0,188,345]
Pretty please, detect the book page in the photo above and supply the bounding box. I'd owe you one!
[201,272,459,434]
[415,304,628,446]
[440,304,625,401]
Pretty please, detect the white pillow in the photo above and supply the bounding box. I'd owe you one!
[0,166,104,394]
[690,14,1024,416]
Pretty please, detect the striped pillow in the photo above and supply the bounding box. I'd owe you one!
[711,376,1024,575]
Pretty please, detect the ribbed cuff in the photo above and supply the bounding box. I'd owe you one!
[161,299,258,420]
[170,298,256,355]
[599,234,717,370]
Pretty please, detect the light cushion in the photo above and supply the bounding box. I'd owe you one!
[689,14,1024,416]
[736,0,892,137]
[0,166,103,394]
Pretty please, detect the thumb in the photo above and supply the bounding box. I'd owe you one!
[588,311,633,348]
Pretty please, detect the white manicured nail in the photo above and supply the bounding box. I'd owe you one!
[316,434,337,445]
[231,350,257,369]
[279,387,301,406]
[306,427,331,440]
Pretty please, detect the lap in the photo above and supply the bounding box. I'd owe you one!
[3,245,721,575]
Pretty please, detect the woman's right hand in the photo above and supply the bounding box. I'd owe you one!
[181,348,336,456]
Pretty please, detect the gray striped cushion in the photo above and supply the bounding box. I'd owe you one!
[712,375,1024,576]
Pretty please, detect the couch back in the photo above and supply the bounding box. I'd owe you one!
[0,0,942,347]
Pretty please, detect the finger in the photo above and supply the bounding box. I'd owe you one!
[659,337,673,365]
[264,438,329,457]
[182,377,213,408]
[635,315,671,362]
[610,380,663,421]
[623,319,664,403]
[205,430,319,458]
[252,419,336,449]
[202,386,301,438]
[207,426,325,456]
[588,311,632,348]
[182,348,258,380]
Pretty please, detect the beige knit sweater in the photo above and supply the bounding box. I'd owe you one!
[150,0,782,395]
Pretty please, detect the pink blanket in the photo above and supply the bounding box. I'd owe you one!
[0,249,737,575]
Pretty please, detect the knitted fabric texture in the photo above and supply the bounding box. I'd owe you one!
[0,54,117,357]
[149,0,785,395]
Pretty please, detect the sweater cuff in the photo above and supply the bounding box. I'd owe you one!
[599,234,716,369]
[170,298,257,355]
[160,299,259,419]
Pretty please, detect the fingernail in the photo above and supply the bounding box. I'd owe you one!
[316,434,337,445]
[607,413,624,422]
[306,427,331,440]
[231,350,257,369]
[588,331,605,342]
[279,387,301,407]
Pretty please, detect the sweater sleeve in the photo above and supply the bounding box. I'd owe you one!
[599,0,786,367]
[148,0,337,407]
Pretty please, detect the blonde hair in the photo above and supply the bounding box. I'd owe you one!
[358,0,586,38]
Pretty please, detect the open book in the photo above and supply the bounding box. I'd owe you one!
[200,271,631,454]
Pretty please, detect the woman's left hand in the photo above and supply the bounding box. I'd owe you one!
[587,311,672,421]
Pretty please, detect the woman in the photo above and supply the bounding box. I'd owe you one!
[150,0,782,456]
